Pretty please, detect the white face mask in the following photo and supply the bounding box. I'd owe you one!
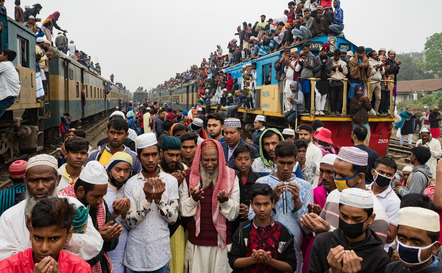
[396,239,437,265]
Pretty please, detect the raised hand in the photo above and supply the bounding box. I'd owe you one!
[217,190,229,203]
[327,245,344,273]
[300,212,330,233]
[190,186,204,202]
[342,250,363,273]
[98,221,122,242]
[112,198,130,217]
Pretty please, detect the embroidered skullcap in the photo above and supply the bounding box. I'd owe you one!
[255,115,266,122]
[79,161,108,185]
[337,146,368,166]
[136,133,158,149]
[224,118,241,128]
[282,128,295,136]
[321,153,337,166]
[110,111,125,119]
[192,118,204,128]
[201,140,218,151]
[402,165,413,173]
[161,136,182,151]
[26,154,58,172]
[108,152,133,171]
[339,188,374,209]
[399,207,440,232]
[9,160,27,179]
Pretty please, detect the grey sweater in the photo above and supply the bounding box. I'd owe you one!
[399,164,432,196]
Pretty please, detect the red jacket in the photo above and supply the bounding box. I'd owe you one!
[0,248,91,273]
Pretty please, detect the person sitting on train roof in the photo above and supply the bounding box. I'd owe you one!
[23,3,42,22]
[24,15,37,33]
[15,0,25,23]
[89,116,141,175]
[0,49,21,119]
[329,0,344,36]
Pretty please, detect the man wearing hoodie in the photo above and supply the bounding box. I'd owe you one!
[395,146,432,196]
[251,128,303,179]
[329,0,344,35]
[308,188,390,273]
[368,50,385,115]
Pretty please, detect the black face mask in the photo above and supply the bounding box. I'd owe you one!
[110,176,126,189]
[339,217,367,239]
[374,170,393,188]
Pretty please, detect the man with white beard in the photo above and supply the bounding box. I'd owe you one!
[179,139,240,273]
[0,154,103,261]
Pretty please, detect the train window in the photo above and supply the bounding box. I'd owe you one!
[94,87,96,98]
[90,86,92,98]
[76,82,80,98]
[85,86,88,98]
[16,36,29,67]
[262,64,272,85]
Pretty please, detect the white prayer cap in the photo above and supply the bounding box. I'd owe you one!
[321,153,338,166]
[136,133,157,149]
[399,207,440,232]
[420,127,430,134]
[44,39,51,45]
[282,128,295,136]
[28,15,35,20]
[36,37,45,43]
[339,188,374,209]
[26,154,58,172]
[337,146,368,167]
[79,161,108,185]
[402,165,413,173]
[290,47,298,53]
[255,115,266,122]
[110,111,125,119]
[192,118,204,128]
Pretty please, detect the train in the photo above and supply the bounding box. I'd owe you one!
[150,35,395,156]
[0,14,130,161]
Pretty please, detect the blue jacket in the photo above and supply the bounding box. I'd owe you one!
[333,0,344,26]
[222,139,259,169]
[251,129,264,151]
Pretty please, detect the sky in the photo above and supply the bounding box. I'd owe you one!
[4,0,442,92]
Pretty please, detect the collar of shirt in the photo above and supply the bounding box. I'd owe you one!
[367,183,393,198]
[61,164,82,184]
[259,126,266,132]
[228,141,241,159]
[253,216,275,228]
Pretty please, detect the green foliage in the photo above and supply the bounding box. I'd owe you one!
[424,33,442,77]
[396,54,434,81]
[397,92,442,111]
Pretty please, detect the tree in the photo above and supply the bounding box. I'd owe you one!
[424,32,442,77]
[396,54,434,81]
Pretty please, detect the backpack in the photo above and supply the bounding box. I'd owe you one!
[413,170,436,202]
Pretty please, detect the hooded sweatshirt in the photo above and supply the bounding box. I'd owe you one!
[308,228,390,273]
[251,128,304,179]
[399,164,432,196]
[332,0,344,26]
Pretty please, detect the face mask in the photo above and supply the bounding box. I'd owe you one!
[374,170,393,188]
[397,240,436,265]
[334,173,360,192]
[339,217,367,239]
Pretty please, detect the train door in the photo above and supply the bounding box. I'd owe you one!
[63,59,70,113]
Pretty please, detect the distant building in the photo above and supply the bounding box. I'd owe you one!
[396,79,442,104]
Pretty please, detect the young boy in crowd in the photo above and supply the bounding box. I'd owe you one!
[232,144,260,233]
[228,183,297,273]
[0,198,91,272]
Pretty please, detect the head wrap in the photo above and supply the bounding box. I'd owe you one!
[337,146,368,167]
[189,139,236,251]
[108,152,133,171]
[26,154,58,172]
[258,128,284,167]
[161,136,182,151]
[339,188,374,209]
[79,161,108,185]
[9,160,27,179]
[136,133,158,149]
[398,207,440,232]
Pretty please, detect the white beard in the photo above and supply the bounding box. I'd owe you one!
[200,164,219,189]
[24,190,58,215]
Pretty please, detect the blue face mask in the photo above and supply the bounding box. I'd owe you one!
[397,239,436,265]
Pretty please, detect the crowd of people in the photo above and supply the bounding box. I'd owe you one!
[0,99,442,273]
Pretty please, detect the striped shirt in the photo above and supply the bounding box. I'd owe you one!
[0,184,26,216]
